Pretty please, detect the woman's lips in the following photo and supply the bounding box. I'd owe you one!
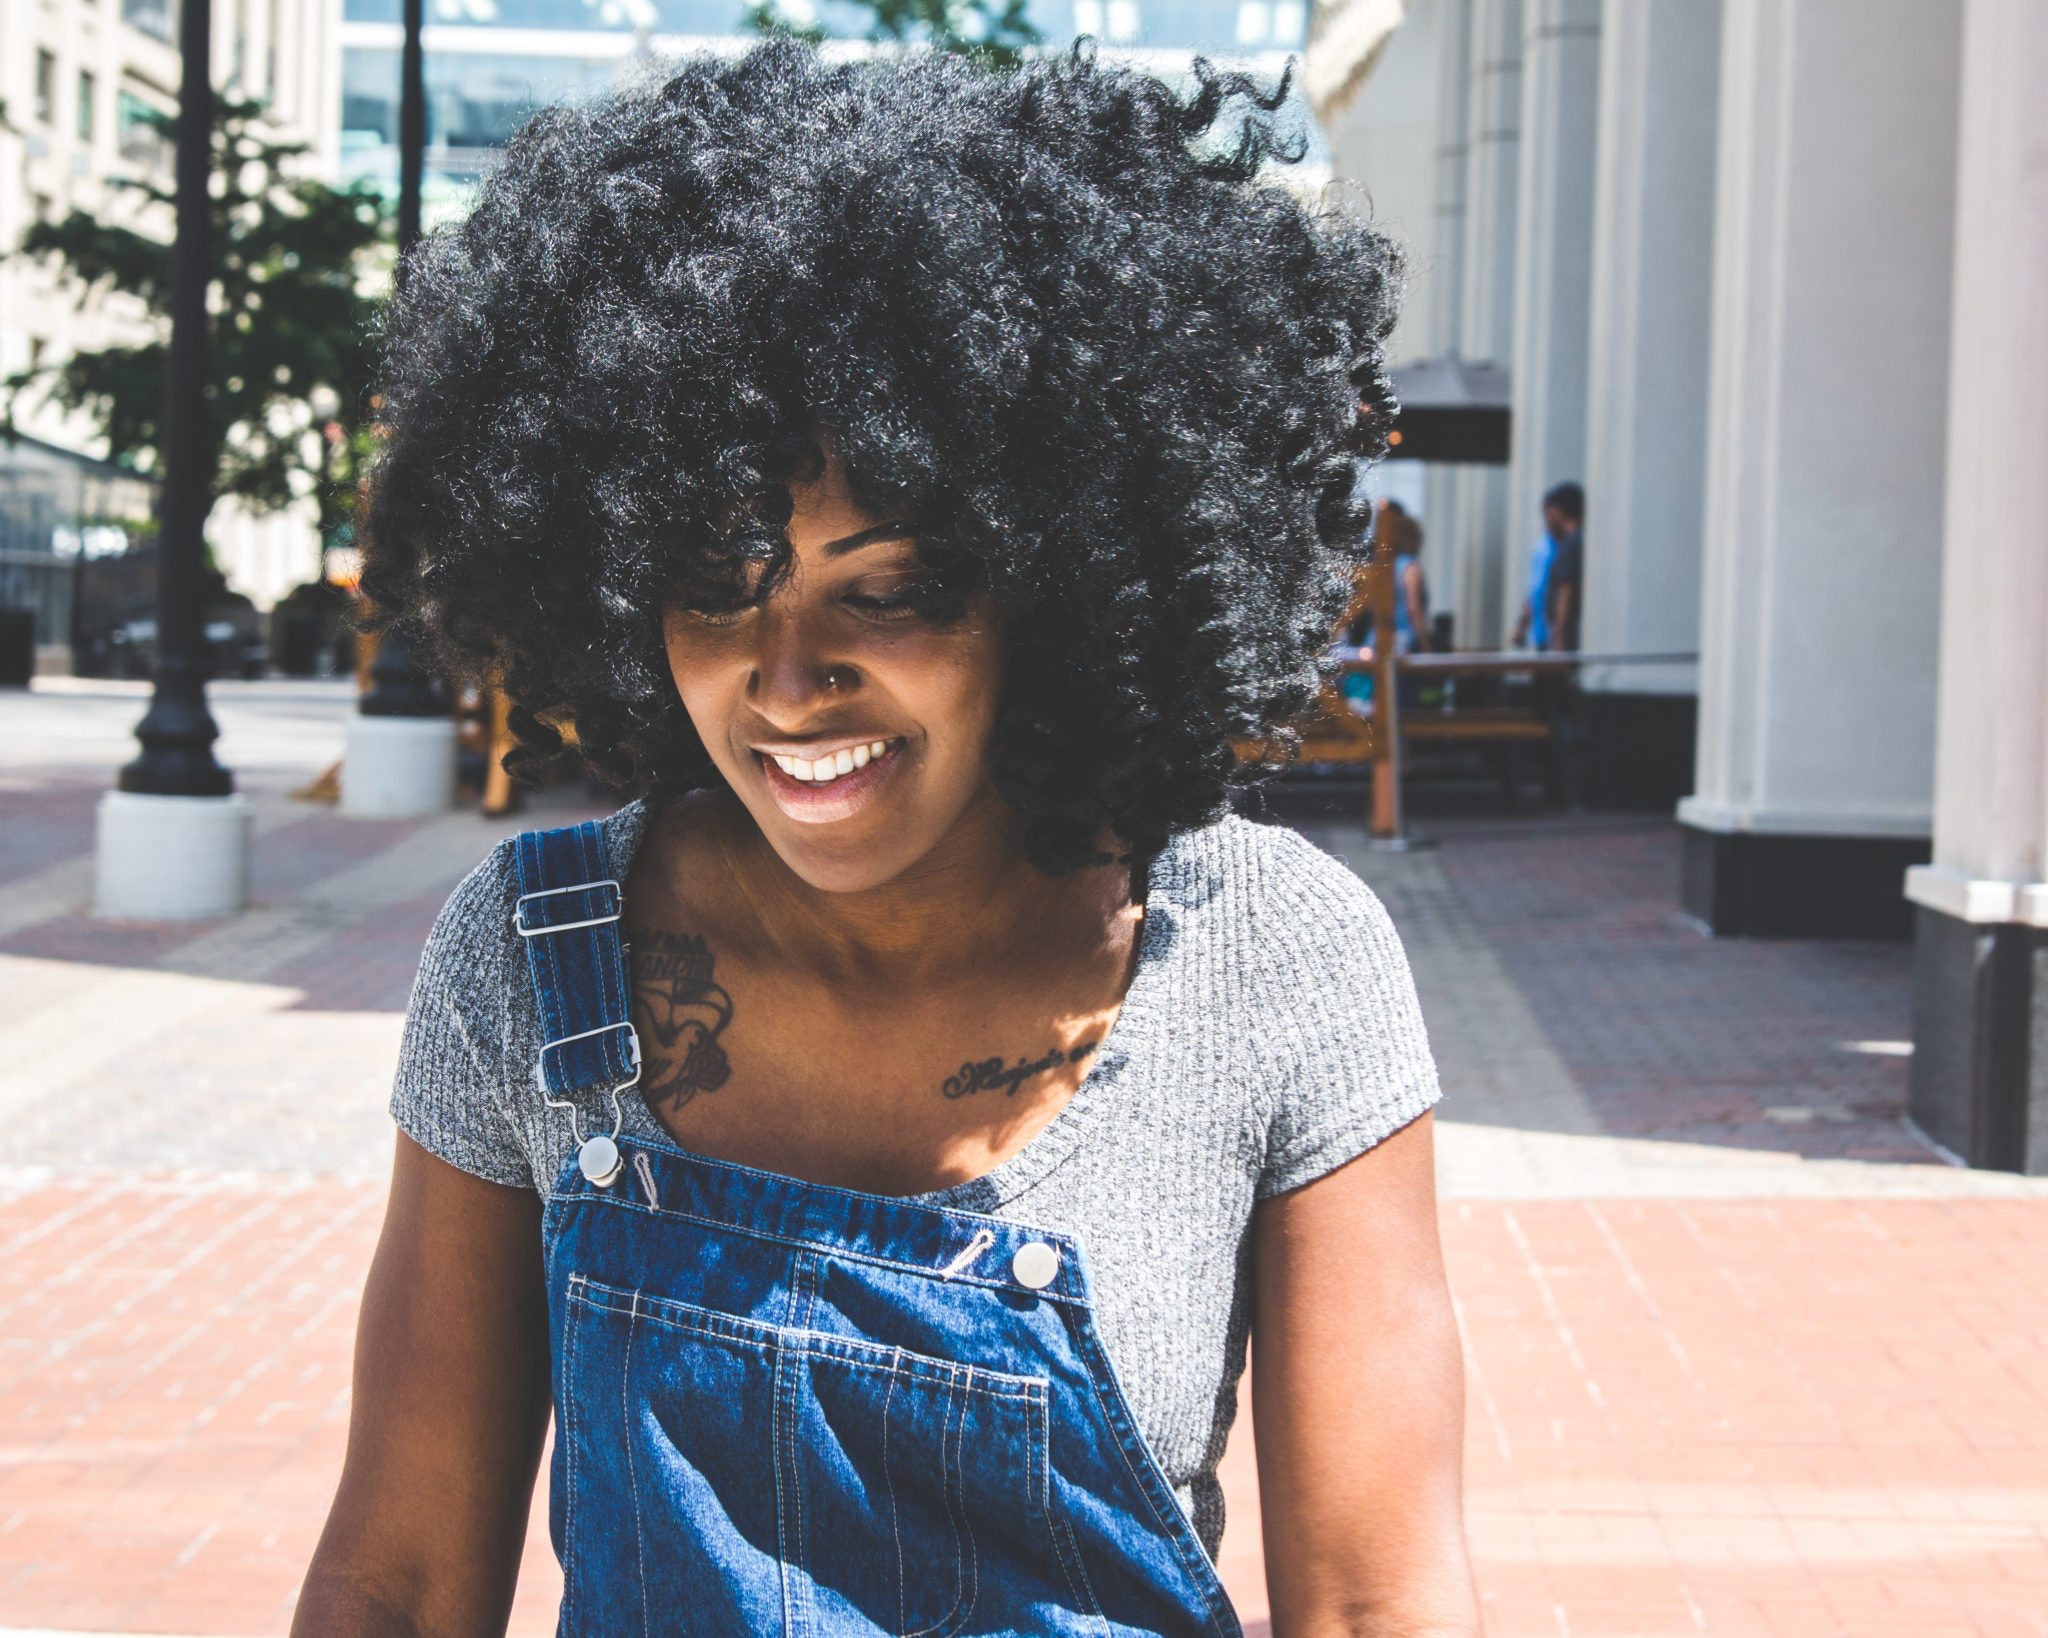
[753,740,908,824]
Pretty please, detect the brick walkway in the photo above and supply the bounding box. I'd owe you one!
[3,681,2045,1636]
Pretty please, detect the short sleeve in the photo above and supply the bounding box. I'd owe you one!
[1251,828,1442,1199]
[389,840,536,1191]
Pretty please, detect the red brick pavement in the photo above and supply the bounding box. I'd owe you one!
[4,1179,2043,1637]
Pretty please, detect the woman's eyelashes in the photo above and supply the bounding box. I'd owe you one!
[676,576,955,628]
[840,586,927,623]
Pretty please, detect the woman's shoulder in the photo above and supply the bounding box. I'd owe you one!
[392,801,653,1193]
[431,798,658,936]
[1164,810,1401,953]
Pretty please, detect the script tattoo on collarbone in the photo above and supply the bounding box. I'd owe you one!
[627,928,734,1114]
[941,1041,1098,1101]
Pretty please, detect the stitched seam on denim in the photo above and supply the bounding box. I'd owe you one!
[881,1358,905,1638]
[785,1339,809,1638]
[793,1248,819,1334]
[577,1133,1085,1280]
[587,823,629,1085]
[771,1329,794,1638]
[561,1275,584,1631]
[903,1370,967,1638]
[948,1371,981,1638]
[1035,1392,1104,1630]
[577,817,610,1084]
[556,1191,1087,1306]
[623,1289,651,1638]
[1075,1320,1238,1638]
[570,1277,1048,1395]
[535,883,568,1092]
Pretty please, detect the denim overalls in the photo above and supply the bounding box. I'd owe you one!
[514,820,1244,1637]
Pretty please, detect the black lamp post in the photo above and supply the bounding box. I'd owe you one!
[119,0,228,797]
[358,0,441,719]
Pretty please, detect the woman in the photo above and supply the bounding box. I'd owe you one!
[299,40,1477,1638]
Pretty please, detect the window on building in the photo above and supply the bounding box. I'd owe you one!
[341,44,621,196]
[35,49,57,125]
[342,0,744,24]
[30,192,54,223]
[1104,0,1139,41]
[267,0,282,103]
[123,0,178,43]
[1271,1,1305,44]
[118,87,170,169]
[78,69,97,143]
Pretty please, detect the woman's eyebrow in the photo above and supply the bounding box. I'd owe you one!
[820,520,919,557]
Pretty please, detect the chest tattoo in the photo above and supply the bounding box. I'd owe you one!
[629,924,1098,1113]
[628,929,734,1114]
[941,1041,1098,1101]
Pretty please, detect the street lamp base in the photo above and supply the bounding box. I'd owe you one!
[96,790,252,920]
[343,713,456,817]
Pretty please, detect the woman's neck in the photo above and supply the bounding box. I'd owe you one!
[703,792,1137,995]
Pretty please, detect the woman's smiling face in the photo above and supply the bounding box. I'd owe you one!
[662,454,1005,894]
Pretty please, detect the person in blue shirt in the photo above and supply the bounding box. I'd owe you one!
[1511,481,1584,653]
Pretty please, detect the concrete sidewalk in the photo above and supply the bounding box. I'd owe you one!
[3,680,2044,1636]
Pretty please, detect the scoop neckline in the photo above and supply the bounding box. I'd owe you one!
[589,797,1182,1211]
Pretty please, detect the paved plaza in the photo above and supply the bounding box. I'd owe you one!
[2,680,2045,1636]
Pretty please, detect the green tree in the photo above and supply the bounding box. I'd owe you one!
[747,0,1041,70]
[2,92,388,565]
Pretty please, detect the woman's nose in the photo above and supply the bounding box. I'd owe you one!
[746,607,857,714]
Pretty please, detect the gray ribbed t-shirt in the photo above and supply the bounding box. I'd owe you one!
[391,802,1441,1558]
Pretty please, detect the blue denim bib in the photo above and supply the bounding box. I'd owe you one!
[516,819,1244,1637]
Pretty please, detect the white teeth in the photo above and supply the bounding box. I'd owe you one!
[767,738,898,783]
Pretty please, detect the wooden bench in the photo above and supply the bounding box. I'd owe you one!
[1239,540,1567,838]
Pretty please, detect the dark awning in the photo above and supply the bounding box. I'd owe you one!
[1385,356,1511,465]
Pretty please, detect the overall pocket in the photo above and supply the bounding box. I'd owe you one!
[562,1273,1075,1638]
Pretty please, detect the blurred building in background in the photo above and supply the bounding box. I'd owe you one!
[1320,0,2048,1171]
[0,0,340,665]
[333,0,1316,219]
[4,0,1317,661]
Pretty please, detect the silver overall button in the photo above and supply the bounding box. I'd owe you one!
[578,1134,624,1187]
[1012,1241,1060,1290]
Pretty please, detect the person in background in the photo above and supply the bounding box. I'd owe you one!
[1511,480,1585,653]
[1338,497,1431,713]
[1342,497,1429,654]
[1512,481,1587,806]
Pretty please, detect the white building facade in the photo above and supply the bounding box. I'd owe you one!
[1321,0,2048,1171]
[0,0,343,650]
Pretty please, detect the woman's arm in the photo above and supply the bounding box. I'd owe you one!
[1251,1109,1480,1637]
[294,1135,552,1636]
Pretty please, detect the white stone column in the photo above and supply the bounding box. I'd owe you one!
[1679,0,1962,938]
[1903,0,2048,1172]
[1447,0,1522,649]
[1577,0,1721,807]
[1505,0,1601,629]
[1422,0,1474,577]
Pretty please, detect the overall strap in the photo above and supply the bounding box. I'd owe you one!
[512,819,640,1106]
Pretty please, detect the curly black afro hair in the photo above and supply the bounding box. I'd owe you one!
[363,38,1402,874]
